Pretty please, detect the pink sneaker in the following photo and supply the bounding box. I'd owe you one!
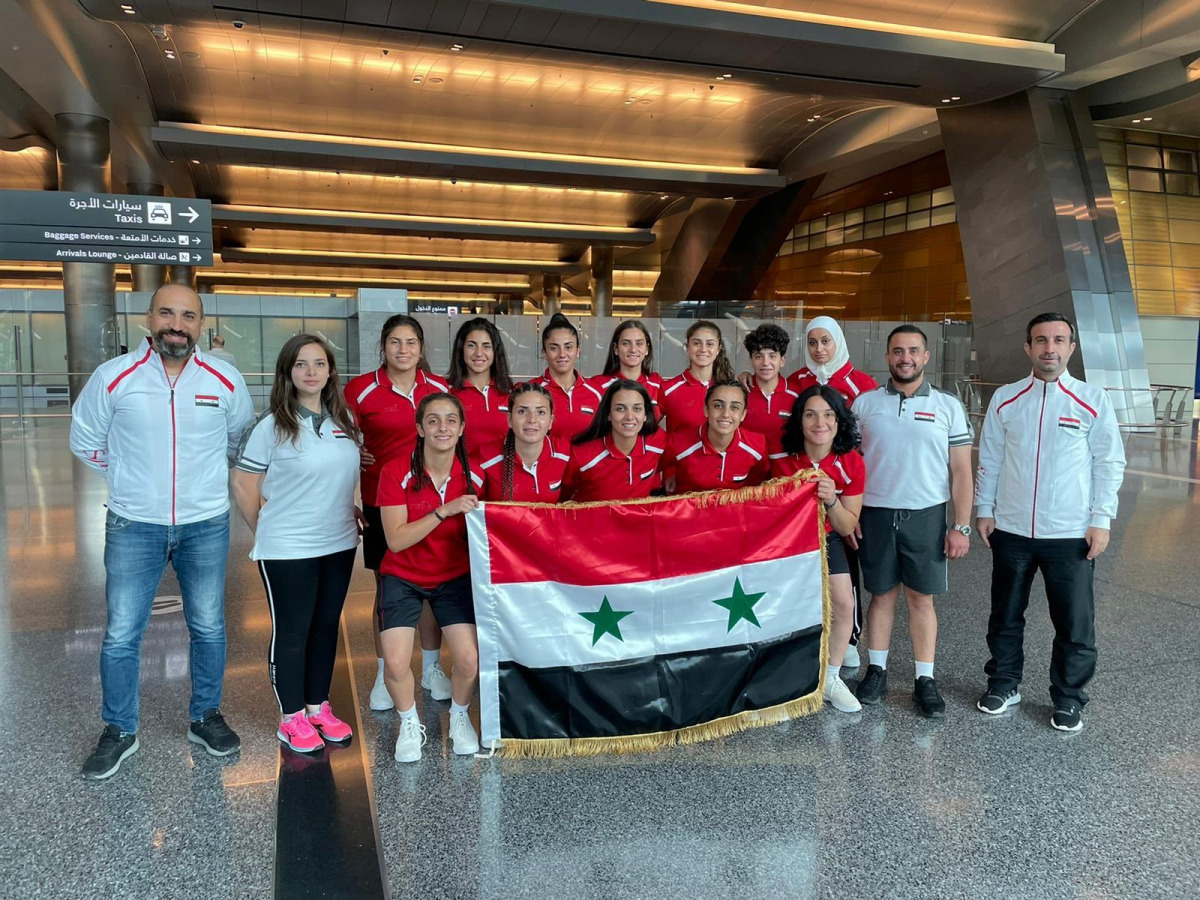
[306,702,353,742]
[278,713,324,753]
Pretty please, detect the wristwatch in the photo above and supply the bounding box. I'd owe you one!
[952,523,972,537]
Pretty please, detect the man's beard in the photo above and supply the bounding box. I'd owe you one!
[153,329,195,360]
[890,365,923,384]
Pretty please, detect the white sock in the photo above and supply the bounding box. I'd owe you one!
[869,649,889,669]
[450,700,470,717]
[825,664,840,684]
[397,704,418,721]
[375,658,385,680]
[421,649,440,672]
[915,661,934,680]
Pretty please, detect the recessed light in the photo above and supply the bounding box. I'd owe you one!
[941,98,951,103]
[164,49,176,59]
[121,4,136,13]
[624,98,634,105]
[182,51,199,59]
[412,75,423,84]
[450,43,464,52]
[659,195,669,200]
[724,196,735,200]
[190,159,199,164]
[813,114,821,119]
[951,96,960,100]
[1144,116,1153,121]
[428,77,443,84]
[722,74,732,79]
[1132,118,1142,123]
[823,212,829,216]
[638,98,652,105]
[715,75,724,81]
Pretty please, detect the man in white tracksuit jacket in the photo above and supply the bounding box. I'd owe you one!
[70,284,254,779]
[974,313,1125,733]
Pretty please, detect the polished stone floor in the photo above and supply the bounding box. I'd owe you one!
[1,418,1198,899]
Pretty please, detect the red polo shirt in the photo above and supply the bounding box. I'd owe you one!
[769,449,866,533]
[743,379,800,456]
[787,361,878,407]
[375,455,484,588]
[344,367,448,505]
[658,370,710,437]
[479,436,571,503]
[589,372,664,420]
[452,380,509,461]
[663,427,768,493]
[533,370,604,444]
[562,434,665,502]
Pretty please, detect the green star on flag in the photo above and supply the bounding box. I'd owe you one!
[579,596,634,645]
[713,577,766,631]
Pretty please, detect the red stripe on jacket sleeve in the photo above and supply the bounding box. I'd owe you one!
[106,346,154,393]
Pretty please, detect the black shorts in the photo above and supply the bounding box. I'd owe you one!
[826,530,849,576]
[858,503,948,596]
[362,505,386,571]
[379,574,475,630]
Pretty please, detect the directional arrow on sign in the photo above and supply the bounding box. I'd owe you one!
[181,207,199,224]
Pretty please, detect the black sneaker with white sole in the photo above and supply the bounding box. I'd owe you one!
[977,688,1022,715]
[912,676,946,718]
[855,664,888,705]
[1051,705,1083,732]
[188,708,241,756]
[81,725,139,780]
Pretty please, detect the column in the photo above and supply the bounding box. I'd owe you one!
[501,293,525,315]
[542,274,561,318]
[939,89,1152,422]
[590,246,614,318]
[169,265,197,290]
[57,113,115,401]
[126,181,166,293]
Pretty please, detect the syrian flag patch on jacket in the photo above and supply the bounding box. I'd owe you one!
[194,394,220,408]
[914,410,936,422]
[1058,416,1081,430]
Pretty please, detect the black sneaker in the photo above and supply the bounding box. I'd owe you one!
[1051,704,1083,733]
[188,708,241,756]
[977,688,1022,715]
[855,664,888,705]
[81,725,139,780]
[912,676,946,718]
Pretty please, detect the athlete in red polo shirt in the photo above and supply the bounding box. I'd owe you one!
[786,316,877,406]
[447,318,515,461]
[377,394,485,763]
[658,320,735,437]
[480,383,571,503]
[772,384,865,714]
[562,380,665,501]
[591,320,663,419]
[741,323,800,456]
[534,313,603,443]
[343,314,452,713]
[663,381,768,493]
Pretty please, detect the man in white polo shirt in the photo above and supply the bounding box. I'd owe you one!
[974,313,1125,733]
[853,324,974,717]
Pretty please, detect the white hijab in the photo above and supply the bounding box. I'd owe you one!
[803,316,851,384]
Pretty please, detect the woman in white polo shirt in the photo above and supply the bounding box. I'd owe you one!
[233,334,363,753]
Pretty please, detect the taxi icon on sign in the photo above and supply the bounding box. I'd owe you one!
[147,201,172,224]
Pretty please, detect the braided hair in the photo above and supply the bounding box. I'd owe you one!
[500,382,554,500]
[409,393,476,496]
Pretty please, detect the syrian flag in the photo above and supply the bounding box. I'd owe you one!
[466,476,828,756]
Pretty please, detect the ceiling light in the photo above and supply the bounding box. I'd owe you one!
[412,75,423,84]
[941,98,951,103]
[624,98,635,105]
[164,49,176,59]
[951,96,960,100]
[813,114,821,119]
[1144,116,1153,121]
[659,195,669,200]
[450,43,464,52]
[428,77,443,84]
[190,159,199,164]
[638,98,652,105]
[1132,119,1142,123]
[724,196,735,200]
[182,51,199,59]
[722,74,732,79]
[121,4,135,13]
[715,76,724,81]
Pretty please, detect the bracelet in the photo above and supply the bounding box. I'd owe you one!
[433,510,445,522]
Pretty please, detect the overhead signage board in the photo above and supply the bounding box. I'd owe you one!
[0,190,213,267]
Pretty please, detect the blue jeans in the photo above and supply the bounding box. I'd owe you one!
[101,510,231,733]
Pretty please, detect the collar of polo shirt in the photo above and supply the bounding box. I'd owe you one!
[884,380,931,397]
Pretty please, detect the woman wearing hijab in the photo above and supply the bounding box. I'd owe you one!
[787,316,878,407]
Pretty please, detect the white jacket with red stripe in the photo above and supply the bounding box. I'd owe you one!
[69,339,255,525]
[975,371,1125,539]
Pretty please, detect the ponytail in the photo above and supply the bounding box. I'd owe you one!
[500,430,517,501]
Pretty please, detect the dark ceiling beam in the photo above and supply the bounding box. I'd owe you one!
[198,274,529,293]
[152,123,784,199]
[211,204,656,245]
[218,247,585,276]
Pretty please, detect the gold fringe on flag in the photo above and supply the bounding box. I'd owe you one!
[496,471,834,759]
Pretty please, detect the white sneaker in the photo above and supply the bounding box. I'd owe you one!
[421,662,453,701]
[449,709,480,756]
[842,643,860,669]
[394,716,426,763]
[824,674,862,713]
[369,670,394,711]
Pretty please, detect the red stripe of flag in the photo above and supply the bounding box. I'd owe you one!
[484,479,821,586]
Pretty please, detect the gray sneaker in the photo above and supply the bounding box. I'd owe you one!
[81,725,139,780]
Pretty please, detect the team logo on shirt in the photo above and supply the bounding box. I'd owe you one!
[1058,416,1081,431]
[194,394,220,408]
[914,411,936,422]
